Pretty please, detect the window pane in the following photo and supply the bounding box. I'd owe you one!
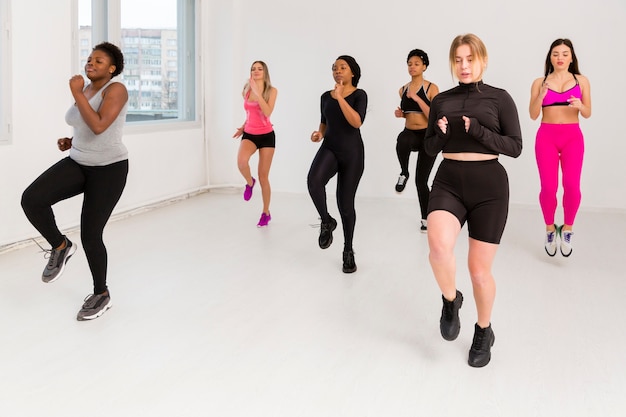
[78,0,92,74]
[121,0,181,122]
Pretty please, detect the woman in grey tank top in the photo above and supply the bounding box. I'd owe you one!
[21,42,128,321]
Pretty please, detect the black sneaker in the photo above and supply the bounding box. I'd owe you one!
[41,237,77,283]
[318,216,337,249]
[77,292,112,321]
[440,290,463,341]
[468,323,495,367]
[342,250,357,273]
[395,174,409,192]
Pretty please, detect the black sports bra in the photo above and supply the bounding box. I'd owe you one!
[400,83,432,113]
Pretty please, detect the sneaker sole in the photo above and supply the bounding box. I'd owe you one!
[77,300,112,321]
[43,244,77,284]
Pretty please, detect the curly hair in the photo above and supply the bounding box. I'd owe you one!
[93,42,125,77]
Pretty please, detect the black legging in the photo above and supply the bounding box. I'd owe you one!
[396,128,437,219]
[307,145,364,251]
[21,157,128,294]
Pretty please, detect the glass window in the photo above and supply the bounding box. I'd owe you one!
[77,0,196,123]
[0,0,12,145]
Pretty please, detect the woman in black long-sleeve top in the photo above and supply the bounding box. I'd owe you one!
[424,34,522,367]
[308,55,367,274]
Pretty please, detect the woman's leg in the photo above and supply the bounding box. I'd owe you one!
[427,210,462,301]
[257,147,275,214]
[335,148,364,251]
[467,238,498,328]
[560,126,584,228]
[237,139,258,186]
[535,125,560,227]
[80,160,128,294]
[21,157,85,248]
[415,130,437,220]
[307,147,338,223]
[395,128,413,176]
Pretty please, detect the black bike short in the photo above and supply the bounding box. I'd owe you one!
[427,158,509,244]
[242,131,276,149]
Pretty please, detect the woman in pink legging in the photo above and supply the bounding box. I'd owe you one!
[530,39,591,257]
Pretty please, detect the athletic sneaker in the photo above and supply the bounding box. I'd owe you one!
[41,237,77,283]
[544,227,557,257]
[243,178,256,201]
[420,219,428,233]
[257,212,271,227]
[318,216,337,249]
[559,226,573,257]
[77,292,112,321]
[395,174,408,192]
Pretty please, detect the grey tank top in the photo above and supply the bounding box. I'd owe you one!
[66,79,128,166]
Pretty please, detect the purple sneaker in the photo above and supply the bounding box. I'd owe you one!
[257,212,271,227]
[244,178,256,201]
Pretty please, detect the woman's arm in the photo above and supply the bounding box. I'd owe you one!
[467,91,523,158]
[249,81,278,117]
[529,77,546,121]
[70,77,128,135]
[573,75,592,119]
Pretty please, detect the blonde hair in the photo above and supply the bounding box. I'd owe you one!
[243,60,273,102]
[448,33,488,80]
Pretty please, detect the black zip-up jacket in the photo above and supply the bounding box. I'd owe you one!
[424,81,522,158]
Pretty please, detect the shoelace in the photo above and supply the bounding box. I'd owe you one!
[82,294,105,309]
[546,231,556,243]
[397,175,407,185]
[471,328,487,351]
[31,238,56,266]
[562,232,572,244]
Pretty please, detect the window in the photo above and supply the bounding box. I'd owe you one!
[0,0,12,145]
[77,0,196,123]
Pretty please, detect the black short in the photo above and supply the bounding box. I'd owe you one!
[242,131,276,149]
[427,158,509,244]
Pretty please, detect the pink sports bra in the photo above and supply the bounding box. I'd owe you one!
[542,75,582,107]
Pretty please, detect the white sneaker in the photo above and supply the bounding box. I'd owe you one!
[544,228,557,257]
[560,227,573,257]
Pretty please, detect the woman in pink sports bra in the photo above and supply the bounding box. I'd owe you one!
[529,39,592,257]
[233,61,278,227]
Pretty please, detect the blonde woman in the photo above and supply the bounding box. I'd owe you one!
[233,61,278,227]
[424,34,522,367]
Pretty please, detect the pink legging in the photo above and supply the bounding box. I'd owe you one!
[535,123,584,226]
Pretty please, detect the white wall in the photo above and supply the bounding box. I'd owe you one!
[207,0,626,211]
[1,0,624,247]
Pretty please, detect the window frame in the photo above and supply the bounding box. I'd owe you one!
[74,0,199,130]
[0,0,12,145]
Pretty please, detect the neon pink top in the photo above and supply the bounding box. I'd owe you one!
[243,91,273,135]
[542,75,582,107]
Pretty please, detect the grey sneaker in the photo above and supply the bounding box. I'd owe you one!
[77,292,112,321]
[42,238,77,283]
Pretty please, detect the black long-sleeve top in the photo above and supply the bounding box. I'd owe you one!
[424,81,522,158]
[320,89,368,153]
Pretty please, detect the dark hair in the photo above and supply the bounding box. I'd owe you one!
[93,42,125,77]
[407,49,429,67]
[544,38,580,76]
[336,55,361,87]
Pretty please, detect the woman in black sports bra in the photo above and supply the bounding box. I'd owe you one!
[393,49,439,232]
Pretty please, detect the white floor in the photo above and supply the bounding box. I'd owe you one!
[1,189,624,417]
